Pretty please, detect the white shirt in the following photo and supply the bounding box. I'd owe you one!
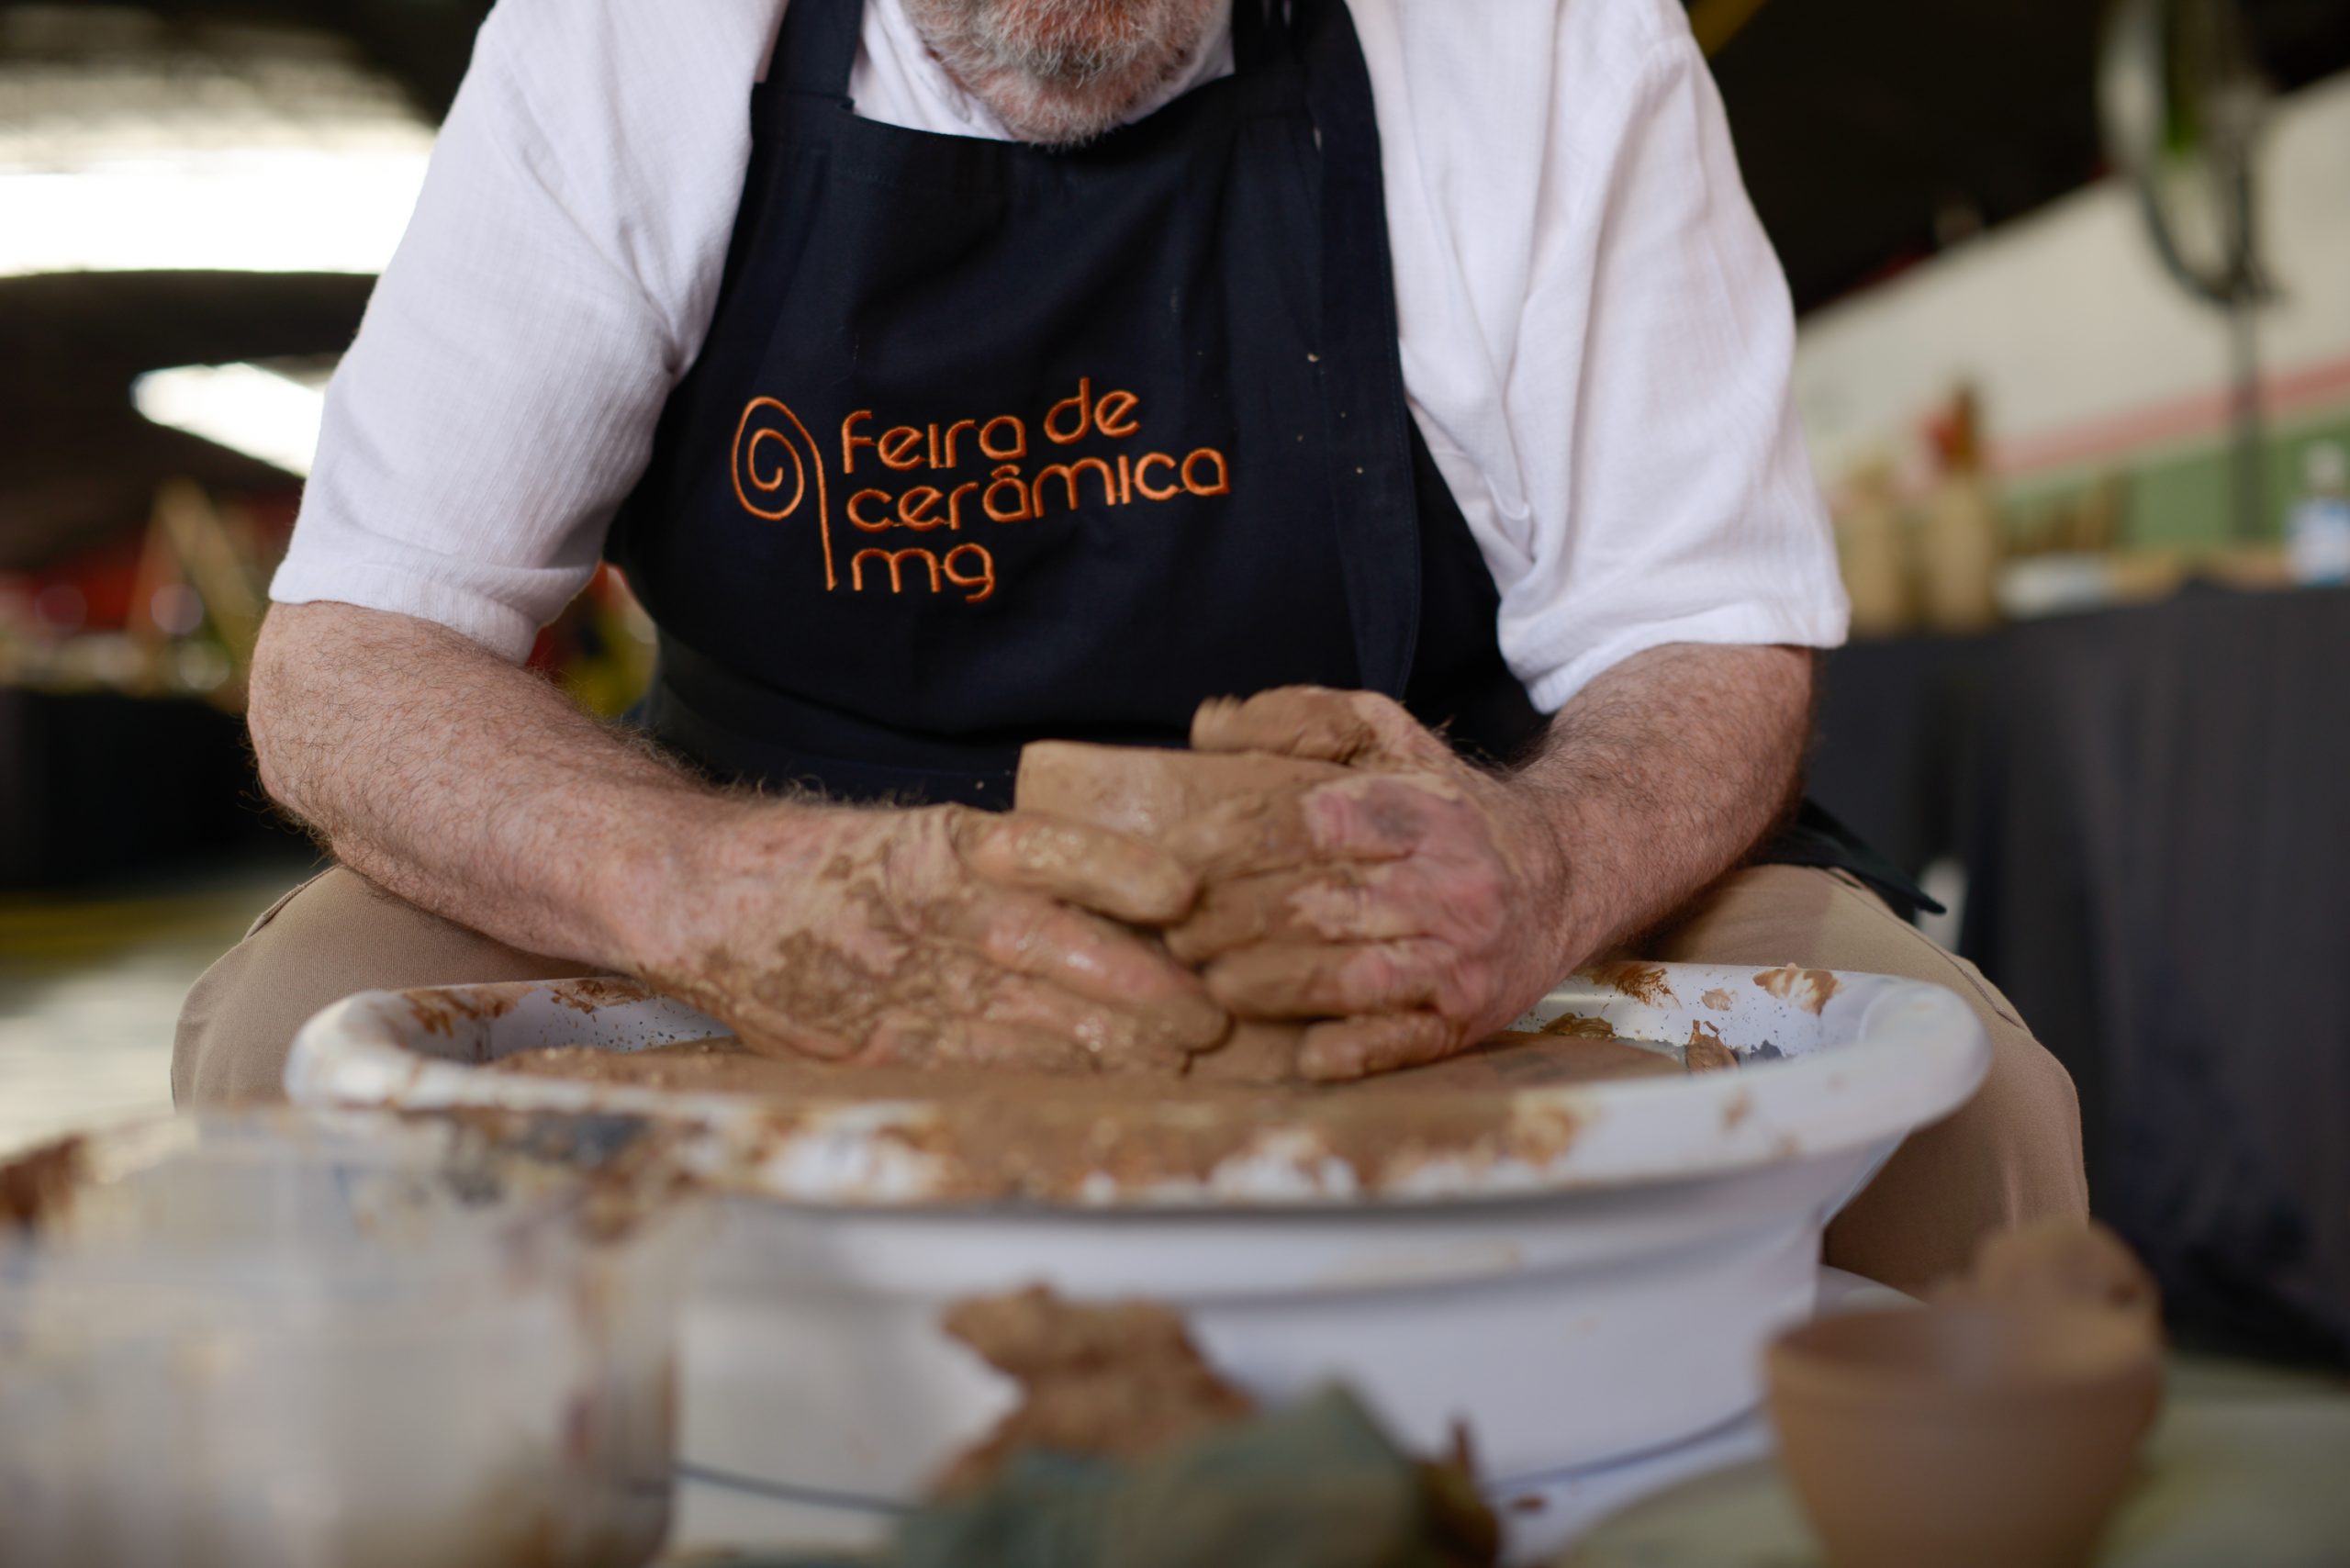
[272,0,1846,713]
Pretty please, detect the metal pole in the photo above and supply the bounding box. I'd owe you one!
[2229,297,2266,541]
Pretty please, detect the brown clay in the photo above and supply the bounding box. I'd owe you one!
[1684,1021,1739,1073]
[1016,741,1351,1081]
[1752,964,1840,1014]
[1582,961,1675,1007]
[1015,742,1347,847]
[1767,1303,2161,1568]
[930,1286,1256,1495]
[493,1031,1681,1100]
[488,1027,1678,1200]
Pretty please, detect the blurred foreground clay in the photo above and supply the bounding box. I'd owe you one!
[933,1286,1255,1495]
[1768,1221,2163,1568]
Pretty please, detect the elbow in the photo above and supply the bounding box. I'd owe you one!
[242,606,307,819]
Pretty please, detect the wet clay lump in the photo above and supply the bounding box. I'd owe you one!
[1018,742,1346,1082]
[930,1286,1256,1494]
[1016,741,1348,847]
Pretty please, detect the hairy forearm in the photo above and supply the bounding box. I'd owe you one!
[247,600,763,968]
[1511,642,1811,960]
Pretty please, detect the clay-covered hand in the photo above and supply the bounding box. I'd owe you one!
[1165,688,1577,1081]
[630,801,1228,1072]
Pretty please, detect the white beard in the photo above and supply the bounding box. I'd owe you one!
[902,0,1225,148]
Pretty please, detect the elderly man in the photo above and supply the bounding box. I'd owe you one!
[175,0,2085,1290]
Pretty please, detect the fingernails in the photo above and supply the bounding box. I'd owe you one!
[1125,860,1200,924]
[1298,1040,1367,1081]
[1160,994,1233,1051]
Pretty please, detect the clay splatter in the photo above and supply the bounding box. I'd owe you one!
[404,986,520,1040]
[1583,961,1676,1007]
[1721,1090,1755,1131]
[1541,1014,1619,1038]
[545,977,656,1015]
[1701,989,1734,1012]
[1752,965,1840,1015]
[1684,1021,1738,1074]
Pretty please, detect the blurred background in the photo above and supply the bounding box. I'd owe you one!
[1,0,2346,1361]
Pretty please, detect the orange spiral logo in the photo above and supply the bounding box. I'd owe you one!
[732,397,834,590]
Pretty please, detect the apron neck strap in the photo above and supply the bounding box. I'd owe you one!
[1296,0,1425,699]
[767,0,864,102]
[1229,0,1288,78]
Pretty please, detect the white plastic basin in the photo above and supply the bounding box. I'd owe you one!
[285,964,1987,1520]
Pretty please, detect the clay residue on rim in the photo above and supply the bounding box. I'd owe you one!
[0,1134,85,1232]
[1581,960,1675,1007]
[402,985,521,1039]
[543,977,655,1015]
[1752,965,1839,1014]
[1684,1020,1738,1073]
[487,1029,1679,1202]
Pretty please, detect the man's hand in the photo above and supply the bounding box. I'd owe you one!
[1160,689,1576,1081]
[1161,646,1814,1081]
[251,601,1230,1075]
[629,801,1227,1073]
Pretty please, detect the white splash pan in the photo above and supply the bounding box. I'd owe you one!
[287,964,1987,1534]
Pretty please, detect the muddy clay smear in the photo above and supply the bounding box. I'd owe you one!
[488,1028,1690,1102]
[932,1286,1255,1494]
[487,1027,1719,1200]
[1684,1021,1739,1073]
[1752,964,1840,1014]
[1582,961,1676,1007]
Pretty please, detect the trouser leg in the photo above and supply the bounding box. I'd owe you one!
[1643,863,2089,1294]
[172,866,591,1106]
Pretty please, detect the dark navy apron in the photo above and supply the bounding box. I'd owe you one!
[610,0,1928,916]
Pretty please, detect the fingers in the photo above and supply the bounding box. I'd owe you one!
[1201,938,1455,1019]
[979,975,1216,1070]
[1299,1013,1464,1082]
[1166,863,1429,964]
[862,1012,1098,1074]
[950,808,1197,925]
[941,890,1228,1050]
[1191,687,1454,770]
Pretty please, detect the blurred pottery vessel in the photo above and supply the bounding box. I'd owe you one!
[1768,1302,2161,1568]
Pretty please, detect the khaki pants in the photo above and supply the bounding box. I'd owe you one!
[173,862,2086,1294]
